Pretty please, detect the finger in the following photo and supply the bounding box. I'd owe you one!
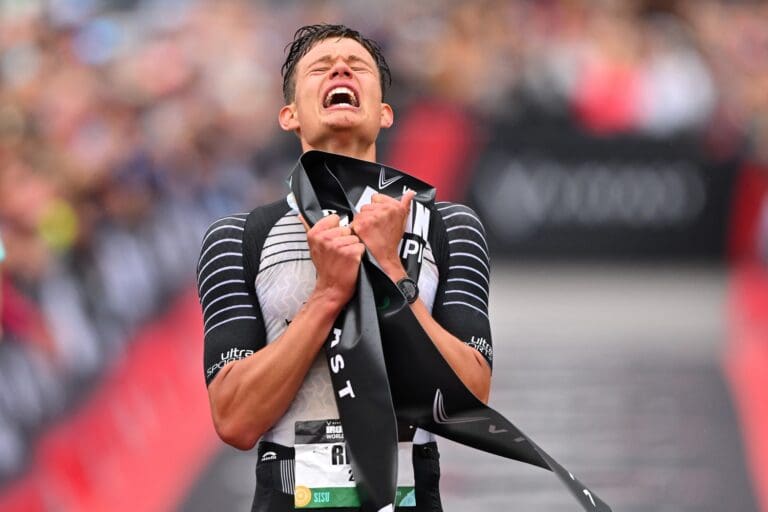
[350,217,372,235]
[332,226,353,237]
[333,235,362,247]
[400,190,416,211]
[371,193,396,204]
[326,225,352,236]
[312,213,340,231]
[341,242,366,259]
[317,227,352,243]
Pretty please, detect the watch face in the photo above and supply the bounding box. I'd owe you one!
[398,278,418,303]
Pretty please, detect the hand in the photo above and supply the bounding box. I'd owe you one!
[351,191,416,278]
[301,214,365,307]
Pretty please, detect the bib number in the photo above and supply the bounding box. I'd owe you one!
[294,419,415,508]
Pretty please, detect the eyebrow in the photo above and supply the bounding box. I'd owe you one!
[305,54,374,70]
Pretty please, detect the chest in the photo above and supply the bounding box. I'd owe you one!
[255,230,438,343]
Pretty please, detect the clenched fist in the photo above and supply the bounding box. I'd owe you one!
[302,214,365,307]
[351,190,415,279]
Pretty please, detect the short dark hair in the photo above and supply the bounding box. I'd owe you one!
[281,24,392,103]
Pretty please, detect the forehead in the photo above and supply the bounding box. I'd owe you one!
[298,37,376,68]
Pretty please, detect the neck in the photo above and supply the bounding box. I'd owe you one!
[301,136,377,163]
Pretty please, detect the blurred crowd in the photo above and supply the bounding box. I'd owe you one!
[1,0,768,486]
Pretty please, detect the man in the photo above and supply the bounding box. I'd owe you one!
[197,24,493,512]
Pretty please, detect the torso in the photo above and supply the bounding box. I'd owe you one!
[255,209,439,445]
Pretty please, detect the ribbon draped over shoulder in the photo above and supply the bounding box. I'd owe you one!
[290,150,612,512]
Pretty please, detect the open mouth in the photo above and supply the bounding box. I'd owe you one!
[323,86,359,108]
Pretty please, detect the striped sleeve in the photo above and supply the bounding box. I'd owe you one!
[197,213,265,385]
[432,202,493,368]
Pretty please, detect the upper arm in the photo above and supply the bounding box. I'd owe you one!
[431,203,494,369]
[197,214,266,386]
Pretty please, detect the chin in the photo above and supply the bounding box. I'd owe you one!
[322,118,365,133]
[323,111,360,125]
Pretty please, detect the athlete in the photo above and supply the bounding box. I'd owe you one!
[197,24,493,512]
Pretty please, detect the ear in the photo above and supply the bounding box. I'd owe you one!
[279,104,300,132]
[380,103,394,129]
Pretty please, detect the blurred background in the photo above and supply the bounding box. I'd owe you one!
[1,0,767,511]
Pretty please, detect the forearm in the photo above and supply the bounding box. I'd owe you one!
[410,299,491,403]
[381,262,491,403]
[208,289,344,449]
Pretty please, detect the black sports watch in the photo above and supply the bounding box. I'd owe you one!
[396,277,419,304]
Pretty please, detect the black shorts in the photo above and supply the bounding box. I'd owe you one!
[251,441,443,512]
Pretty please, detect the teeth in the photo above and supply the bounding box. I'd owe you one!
[324,86,357,107]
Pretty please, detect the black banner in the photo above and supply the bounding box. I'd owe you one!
[291,151,612,512]
[469,125,737,259]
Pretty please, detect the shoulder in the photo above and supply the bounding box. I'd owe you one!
[242,198,293,242]
[197,214,250,290]
[201,214,249,244]
[198,213,250,264]
[197,199,291,270]
[433,202,489,254]
[199,199,290,249]
[434,202,486,232]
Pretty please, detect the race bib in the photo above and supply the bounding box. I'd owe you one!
[294,419,415,508]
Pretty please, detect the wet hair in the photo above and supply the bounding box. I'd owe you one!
[281,24,392,103]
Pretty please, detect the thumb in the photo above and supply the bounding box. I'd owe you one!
[401,189,416,211]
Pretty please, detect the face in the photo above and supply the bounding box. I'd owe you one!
[279,37,393,152]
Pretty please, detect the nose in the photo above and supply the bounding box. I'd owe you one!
[329,58,353,79]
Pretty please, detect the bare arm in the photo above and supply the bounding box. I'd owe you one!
[208,288,344,449]
[353,193,491,403]
[379,262,491,403]
[206,214,364,450]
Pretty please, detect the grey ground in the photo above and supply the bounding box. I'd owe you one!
[180,263,758,512]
